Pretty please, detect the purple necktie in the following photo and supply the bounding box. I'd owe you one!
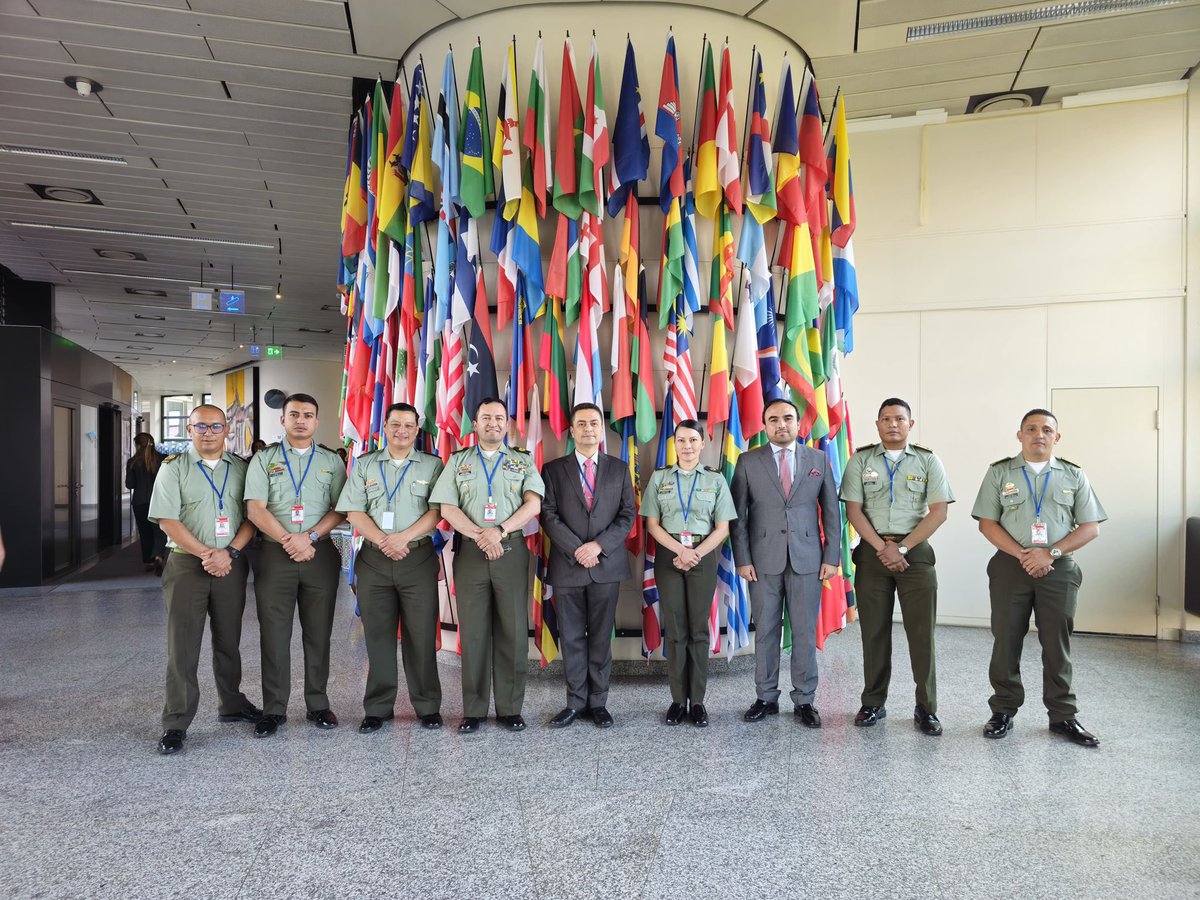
[779,449,792,497]
[584,458,596,509]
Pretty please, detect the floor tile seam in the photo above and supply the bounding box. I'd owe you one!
[635,792,674,900]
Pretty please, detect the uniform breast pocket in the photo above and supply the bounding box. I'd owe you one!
[903,478,928,506]
[364,482,385,502]
[861,478,886,505]
[1050,490,1075,524]
[410,480,431,498]
[315,471,336,498]
[503,471,525,493]
[1000,491,1026,510]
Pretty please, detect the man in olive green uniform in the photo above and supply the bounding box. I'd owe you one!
[841,398,953,736]
[245,393,347,737]
[337,402,445,733]
[430,398,544,734]
[149,405,260,755]
[972,408,1106,747]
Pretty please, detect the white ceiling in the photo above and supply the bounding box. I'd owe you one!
[0,0,1196,396]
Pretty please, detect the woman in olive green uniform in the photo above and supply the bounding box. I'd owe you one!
[642,420,737,727]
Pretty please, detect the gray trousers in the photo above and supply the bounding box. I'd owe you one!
[554,581,620,710]
[749,566,823,705]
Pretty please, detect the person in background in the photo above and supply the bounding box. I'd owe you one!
[127,432,167,575]
[247,439,267,462]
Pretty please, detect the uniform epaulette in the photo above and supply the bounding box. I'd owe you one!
[910,442,933,453]
[704,465,720,473]
[856,442,879,453]
[266,442,281,449]
[1056,456,1080,468]
[655,465,671,472]
[163,453,180,463]
[319,443,337,453]
[511,446,531,454]
[991,456,1012,467]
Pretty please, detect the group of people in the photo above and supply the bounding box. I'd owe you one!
[147,392,1107,756]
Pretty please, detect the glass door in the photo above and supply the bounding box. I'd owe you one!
[53,404,78,574]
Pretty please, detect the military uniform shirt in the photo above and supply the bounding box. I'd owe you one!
[147,447,248,550]
[336,447,443,536]
[840,443,955,535]
[641,465,737,535]
[971,455,1107,551]
[243,440,347,540]
[429,446,544,527]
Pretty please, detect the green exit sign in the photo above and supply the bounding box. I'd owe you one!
[265,344,283,358]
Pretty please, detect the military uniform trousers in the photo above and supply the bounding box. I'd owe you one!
[555,581,621,710]
[749,564,823,706]
[256,539,342,716]
[454,538,531,718]
[354,542,442,717]
[853,540,938,713]
[987,551,1083,723]
[656,548,719,705]
[161,552,255,730]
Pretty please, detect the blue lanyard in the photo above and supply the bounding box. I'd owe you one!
[577,458,597,500]
[378,458,414,507]
[675,468,700,528]
[282,444,316,500]
[883,454,903,504]
[196,459,230,511]
[1022,466,1051,521]
[476,446,505,500]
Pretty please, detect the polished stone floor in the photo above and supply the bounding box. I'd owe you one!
[2,546,1198,899]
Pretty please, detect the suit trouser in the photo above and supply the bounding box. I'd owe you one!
[161,552,254,730]
[554,581,620,709]
[749,564,823,706]
[256,539,342,716]
[354,542,442,717]
[987,551,1082,722]
[853,540,939,712]
[133,502,167,564]
[454,539,530,718]
[656,551,718,704]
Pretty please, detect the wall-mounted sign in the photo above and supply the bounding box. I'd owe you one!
[265,344,283,358]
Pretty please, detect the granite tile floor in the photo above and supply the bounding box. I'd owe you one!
[2,549,1198,899]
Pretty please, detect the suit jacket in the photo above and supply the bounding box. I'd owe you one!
[730,444,841,576]
[540,452,636,587]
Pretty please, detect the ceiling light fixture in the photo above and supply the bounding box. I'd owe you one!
[133,313,166,320]
[134,332,165,338]
[1,145,127,165]
[27,184,102,204]
[65,76,102,97]
[125,288,168,298]
[67,270,274,290]
[906,0,1180,40]
[297,327,332,334]
[10,222,274,249]
[95,249,146,261]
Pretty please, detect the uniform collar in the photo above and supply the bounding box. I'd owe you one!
[187,446,225,465]
[1008,454,1059,470]
[283,437,314,455]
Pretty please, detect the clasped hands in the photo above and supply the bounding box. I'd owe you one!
[279,531,316,563]
[877,541,910,573]
[672,546,703,571]
[200,547,234,576]
[471,526,508,561]
[1019,547,1054,578]
[376,531,415,561]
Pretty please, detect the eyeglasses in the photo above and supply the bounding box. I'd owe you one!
[190,423,226,434]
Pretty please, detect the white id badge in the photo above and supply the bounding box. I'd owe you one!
[483,502,498,523]
[290,504,305,524]
[679,532,694,548]
[214,517,230,538]
[381,511,395,530]
[1031,522,1049,545]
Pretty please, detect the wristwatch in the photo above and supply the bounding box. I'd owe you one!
[308,530,321,543]
[226,546,242,560]
[897,545,909,556]
[1049,547,1062,559]
[499,529,509,541]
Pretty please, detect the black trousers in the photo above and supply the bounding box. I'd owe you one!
[132,502,167,564]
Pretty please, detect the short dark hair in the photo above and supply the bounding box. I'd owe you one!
[762,397,798,422]
[674,418,704,440]
[385,402,419,423]
[189,403,226,421]
[1021,408,1057,428]
[283,392,319,414]
[474,396,506,418]
[570,402,604,423]
[878,398,912,418]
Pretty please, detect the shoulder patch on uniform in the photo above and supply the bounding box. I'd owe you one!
[163,453,180,463]
[655,465,671,472]
[991,456,1011,467]
[510,446,530,455]
[910,442,933,453]
[266,442,281,450]
[1056,457,1080,469]
[704,465,720,473]
[856,442,879,452]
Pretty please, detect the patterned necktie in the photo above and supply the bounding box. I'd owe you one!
[584,458,596,509]
[779,448,792,497]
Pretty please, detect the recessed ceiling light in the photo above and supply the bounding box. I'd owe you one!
[320,304,340,312]
[280,343,305,349]
[64,75,102,96]
[297,327,332,334]
[27,184,102,204]
[10,222,273,249]
[907,0,1181,40]
[125,288,168,297]
[126,344,154,350]
[113,356,140,360]
[133,313,166,320]
[1,145,127,165]
[95,249,146,261]
[134,332,165,338]
[75,270,273,290]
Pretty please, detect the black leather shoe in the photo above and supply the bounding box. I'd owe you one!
[794,704,822,728]
[983,712,1013,739]
[854,705,886,727]
[914,704,942,736]
[306,709,339,729]
[157,729,185,755]
[690,704,709,727]
[1049,718,1099,747]
[549,707,581,728]
[218,704,264,724]
[358,713,393,734]
[665,702,687,726]
[419,713,443,730]
[254,714,286,738]
[499,715,527,732]
[591,707,614,728]
[744,699,780,722]
[458,717,482,734]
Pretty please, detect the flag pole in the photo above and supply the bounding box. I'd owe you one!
[739,45,756,171]
[688,33,708,161]
[823,85,841,145]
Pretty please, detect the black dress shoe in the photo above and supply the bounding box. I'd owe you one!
[306,709,339,729]
[1049,718,1099,747]
[499,715,527,732]
[591,707,614,729]
[358,713,394,734]
[983,712,1013,739]
[254,714,286,738]
[419,713,443,730]
[458,717,482,734]
[854,705,886,727]
[744,699,780,722]
[218,704,264,724]
[152,556,164,577]
[549,707,581,728]
[157,729,185,755]
[690,704,709,727]
[665,702,687,726]
[914,704,942,736]
[795,704,822,728]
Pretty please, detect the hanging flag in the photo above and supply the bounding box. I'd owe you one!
[579,36,610,218]
[460,45,493,221]
[609,247,633,427]
[716,43,742,215]
[773,58,804,228]
[779,223,820,437]
[665,301,698,424]
[642,396,675,658]
[717,391,751,657]
[799,69,828,286]
[606,38,649,217]
[402,63,436,228]
[656,33,685,331]
[744,49,776,223]
[707,310,730,440]
[507,284,537,434]
[437,322,464,459]
[552,37,583,220]
[736,213,784,403]
[432,49,460,333]
[540,291,570,439]
[821,304,846,437]
[341,114,368,263]
[827,92,856,248]
[461,220,497,437]
[490,181,518,330]
[513,40,548,320]
[625,197,656,444]
[694,41,720,219]
[832,234,859,354]
[680,156,703,326]
[493,42,522,220]
[547,215,583,326]
[523,36,553,219]
[379,81,408,242]
[574,229,605,444]
[708,200,735,329]
[732,274,764,440]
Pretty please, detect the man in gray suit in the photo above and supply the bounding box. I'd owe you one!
[732,398,841,728]
[540,403,637,729]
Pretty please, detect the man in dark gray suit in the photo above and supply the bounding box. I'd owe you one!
[540,403,636,729]
[732,398,841,728]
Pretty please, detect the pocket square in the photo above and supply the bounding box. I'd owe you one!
[808,468,821,477]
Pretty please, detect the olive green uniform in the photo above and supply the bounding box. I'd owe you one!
[148,448,258,730]
[840,443,955,713]
[336,448,444,718]
[641,465,737,704]
[244,440,347,716]
[971,455,1107,722]
[429,446,545,718]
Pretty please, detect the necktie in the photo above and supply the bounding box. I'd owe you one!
[779,448,792,497]
[584,458,596,509]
